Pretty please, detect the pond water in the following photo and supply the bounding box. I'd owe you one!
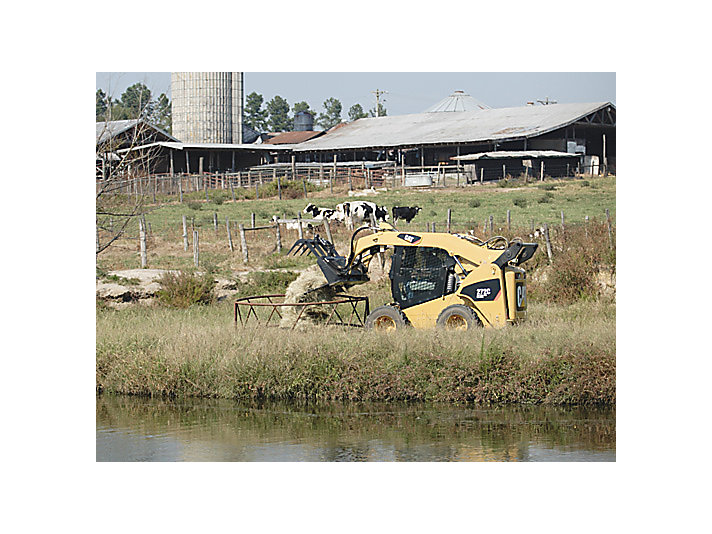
[96,394,615,462]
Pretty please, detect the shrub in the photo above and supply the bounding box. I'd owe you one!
[513,197,527,208]
[187,201,202,211]
[237,270,300,296]
[538,183,556,191]
[469,199,481,208]
[580,180,590,187]
[537,194,553,204]
[156,271,215,308]
[257,180,321,200]
[498,179,509,188]
[211,193,226,205]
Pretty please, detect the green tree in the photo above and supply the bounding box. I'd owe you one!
[317,97,343,129]
[293,101,315,117]
[369,102,387,118]
[96,89,108,120]
[267,95,292,132]
[245,92,268,131]
[348,103,368,121]
[119,82,154,119]
[152,93,172,133]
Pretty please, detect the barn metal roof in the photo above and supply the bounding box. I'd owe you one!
[116,141,293,154]
[96,119,178,144]
[453,150,580,161]
[424,90,491,112]
[294,102,614,152]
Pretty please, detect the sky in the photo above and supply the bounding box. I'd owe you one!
[96,72,615,117]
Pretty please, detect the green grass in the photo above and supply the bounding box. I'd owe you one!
[127,175,616,234]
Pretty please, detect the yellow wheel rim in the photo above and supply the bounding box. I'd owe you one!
[445,314,468,330]
[374,315,397,331]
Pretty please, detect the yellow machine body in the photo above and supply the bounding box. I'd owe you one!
[346,224,535,329]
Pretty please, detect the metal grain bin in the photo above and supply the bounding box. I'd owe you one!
[294,111,314,131]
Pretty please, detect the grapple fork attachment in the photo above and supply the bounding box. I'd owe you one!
[288,234,369,287]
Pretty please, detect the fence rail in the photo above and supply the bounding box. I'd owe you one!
[97,162,609,199]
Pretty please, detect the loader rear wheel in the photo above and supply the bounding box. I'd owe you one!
[365,305,408,331]
[436,305,482,331]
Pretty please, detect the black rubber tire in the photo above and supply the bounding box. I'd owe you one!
[365,305,409,330]
[436,304,482,330]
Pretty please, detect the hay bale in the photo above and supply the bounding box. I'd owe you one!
[280,265,339,329]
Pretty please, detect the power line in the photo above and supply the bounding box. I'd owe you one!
[372,88,388,117]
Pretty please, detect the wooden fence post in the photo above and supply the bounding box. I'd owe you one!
[480,167,484,184]
[275,221,282,253]
[213,212,218,233]
[193,230,199,266]
[255,182,259,200]
[323,217,333,243]
[230,180,235,202]
[540,161,544,181]
[275,168,281,200]
[489,215,494,233]
[139,215,147,268]
[584,215,589,238]
[606,209,613,250]
[507,210,511,231]
[543,223,553,263]
[182,215,188,251]
[239,224,248,264]
[561,211,565,231]
[348,167,353,191]
[226,218,234,252]
[302,179,308,199]
[251,212,256,228]
[297,213,304,240]
[447,209,452,233]
[178,180,183,203]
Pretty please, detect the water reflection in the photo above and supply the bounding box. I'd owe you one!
[97,395,615,462]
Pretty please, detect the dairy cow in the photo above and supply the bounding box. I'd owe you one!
[303,203,337,221]
[336,201,389,229]
[391,206,422,224]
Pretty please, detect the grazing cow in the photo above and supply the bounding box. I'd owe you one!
[392,206,422,224]
[335,201,388,229]
[303,203,337,221]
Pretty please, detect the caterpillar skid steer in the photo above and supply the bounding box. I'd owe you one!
[288,223,537,330]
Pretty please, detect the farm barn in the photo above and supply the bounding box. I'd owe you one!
[293,101,616,176]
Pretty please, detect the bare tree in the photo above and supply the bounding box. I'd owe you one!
[95,118,163,255]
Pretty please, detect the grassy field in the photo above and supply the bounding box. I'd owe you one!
[96,297,615,405]
[97,174,616,405]
[97,174,615,274]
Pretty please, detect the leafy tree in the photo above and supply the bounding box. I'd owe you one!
[96,89,108,120]
[119,82,154,118]
[267,95,292,132]
[292,101,316,122]
[152,93,172,133]
[317,97,343,129]
[245,92,268,131]
[369,102,387,117]
[348,103,368,121]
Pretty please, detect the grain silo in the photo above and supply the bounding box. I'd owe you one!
[171,72,244,144]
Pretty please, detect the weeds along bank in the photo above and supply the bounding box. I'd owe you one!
[96,298,615,405]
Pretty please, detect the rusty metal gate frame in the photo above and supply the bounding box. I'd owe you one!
[234,294,370,330]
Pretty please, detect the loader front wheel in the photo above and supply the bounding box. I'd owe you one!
[436,305,482,331]
[365,305,408,331]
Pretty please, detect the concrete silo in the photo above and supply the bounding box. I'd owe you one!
[170,72,244,144]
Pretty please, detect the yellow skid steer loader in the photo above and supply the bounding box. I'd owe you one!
[288,222,537,330]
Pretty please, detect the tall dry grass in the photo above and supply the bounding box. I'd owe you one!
[97,299,615,405]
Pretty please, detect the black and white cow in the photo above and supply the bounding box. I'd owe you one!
[391,206,422,224]
[336,201,389,229]
[303,203,337,221]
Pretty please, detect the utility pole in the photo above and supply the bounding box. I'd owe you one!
[372,88,388,117]
[536,97,557,105]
